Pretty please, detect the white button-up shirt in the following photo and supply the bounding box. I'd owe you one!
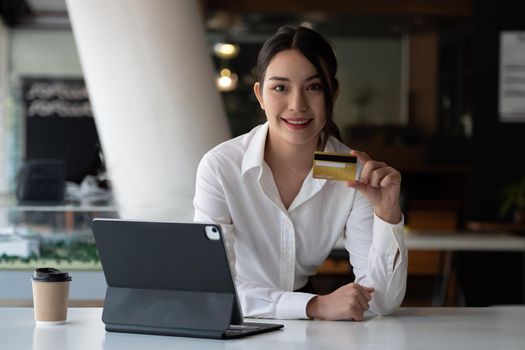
[193,122,407,319]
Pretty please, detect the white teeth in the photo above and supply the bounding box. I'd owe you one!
[286,120,309,125]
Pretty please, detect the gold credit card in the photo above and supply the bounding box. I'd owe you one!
[313,151,358,181]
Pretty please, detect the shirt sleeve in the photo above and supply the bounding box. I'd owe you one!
[344,191,407,316]
[193,154,316,319]
[193,154,237,275]
[235,280,316,319]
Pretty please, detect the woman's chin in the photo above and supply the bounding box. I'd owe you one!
[282,133,320,147]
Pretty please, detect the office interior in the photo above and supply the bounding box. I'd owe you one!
[0,0,524,310]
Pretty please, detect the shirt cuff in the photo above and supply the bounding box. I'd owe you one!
[275,292,317,319]
[372,213,405,254]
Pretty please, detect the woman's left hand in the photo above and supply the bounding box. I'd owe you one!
[347,150,402,224]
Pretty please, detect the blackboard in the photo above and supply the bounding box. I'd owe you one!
[23,77,101,183]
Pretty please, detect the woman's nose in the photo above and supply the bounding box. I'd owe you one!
[288,90,308,112]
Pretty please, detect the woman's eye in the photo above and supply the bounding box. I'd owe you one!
[272,85,286,92]
[308,83,323,91]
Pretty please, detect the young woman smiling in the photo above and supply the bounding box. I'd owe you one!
[194,26,407,321]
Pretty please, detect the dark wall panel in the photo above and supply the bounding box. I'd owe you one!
[469,0,525,221]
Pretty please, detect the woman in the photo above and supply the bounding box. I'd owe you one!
[194,26,407,321]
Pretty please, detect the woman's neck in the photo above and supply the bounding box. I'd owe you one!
[264,131,320,172]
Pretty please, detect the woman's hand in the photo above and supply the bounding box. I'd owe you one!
[348,150,402,224]
[306,283,374,321]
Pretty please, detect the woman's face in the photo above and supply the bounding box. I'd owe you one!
[254,49,327,148]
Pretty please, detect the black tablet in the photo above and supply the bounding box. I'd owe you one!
[92,219,283,339]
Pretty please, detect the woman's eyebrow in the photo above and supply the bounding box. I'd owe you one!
[268,76,289,81]
[304,74,320,81]
[268,74,320,82]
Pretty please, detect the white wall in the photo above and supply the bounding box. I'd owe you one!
[10,29,83,77]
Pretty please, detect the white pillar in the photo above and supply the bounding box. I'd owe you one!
[0,19,8,196]
[0,19,8,227]
[66,0,230,220]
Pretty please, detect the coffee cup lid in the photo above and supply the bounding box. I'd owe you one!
[31,268,72,282]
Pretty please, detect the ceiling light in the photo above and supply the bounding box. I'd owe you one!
[214,43,240,59]
[215,68,238,92]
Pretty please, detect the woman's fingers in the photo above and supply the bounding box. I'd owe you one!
[369,166,392,187]
[349,283,373,316]
[350,150,371,164]
[347,179,366,192]
[350,150,400,188]
[364,286,375,293]
[361,164,399,188]
[367,163,388,185]
[350,308,364,321]
[356,294,369,311]
[380,170,402,187]
[312,283,375,321]
[359,286,374,301]
[348,150,402,224]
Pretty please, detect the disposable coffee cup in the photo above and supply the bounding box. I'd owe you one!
[31,268,72,325]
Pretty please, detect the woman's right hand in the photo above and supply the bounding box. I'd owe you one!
[306,283,374,321]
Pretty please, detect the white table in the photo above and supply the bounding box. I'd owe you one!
[403,230,525,251]
[333,230,525,251]
[1,307,524,350]
[406,231,525,306]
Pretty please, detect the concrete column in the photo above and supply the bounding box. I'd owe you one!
[66,0,230,220]
[0,19,8,196]
[0,19,8,227]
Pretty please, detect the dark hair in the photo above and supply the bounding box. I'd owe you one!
[256,25,342,144]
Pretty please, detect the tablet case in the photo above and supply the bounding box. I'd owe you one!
[92,219,279,339]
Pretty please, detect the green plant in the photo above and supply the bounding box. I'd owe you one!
[499,177,525,217]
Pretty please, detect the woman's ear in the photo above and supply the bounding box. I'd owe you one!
[253,82,265,110]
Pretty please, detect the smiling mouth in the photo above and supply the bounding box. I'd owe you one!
[281,118,312,126]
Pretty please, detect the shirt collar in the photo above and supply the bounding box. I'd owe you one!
[323,134,336,153]
[241,123,340,176]
[286,137,337,212]
[241,122,269,176]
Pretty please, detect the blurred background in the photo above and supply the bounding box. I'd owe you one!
[0,0,524,308]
